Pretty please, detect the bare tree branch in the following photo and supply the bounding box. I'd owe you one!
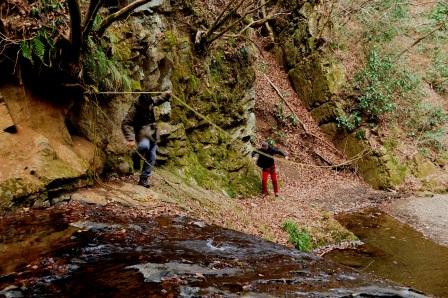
[82,0,103,41]
[260,0,274,43]
[264,74,307,132]
[208,0,241,35]
[96,0,152,37]
[317,0,336,39]
[265,73,345,158]
[205,0,248,41]
[237,11,287,36]
[206,0,272,45]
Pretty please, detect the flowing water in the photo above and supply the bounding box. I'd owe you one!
[0,203,425,297]
[325,209,448,297]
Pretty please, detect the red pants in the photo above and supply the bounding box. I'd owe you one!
[262,165,279,194]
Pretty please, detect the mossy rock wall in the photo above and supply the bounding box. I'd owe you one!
[67,7,259,197]
[274,0,447,190]
[0,1,261,209]
[0,84,97,209]
[163,24,259,196]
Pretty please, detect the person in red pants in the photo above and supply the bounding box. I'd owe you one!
[253,142,288,196]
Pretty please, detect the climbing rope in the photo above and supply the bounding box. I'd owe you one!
[94,90,369,170]
[1,89,368,170]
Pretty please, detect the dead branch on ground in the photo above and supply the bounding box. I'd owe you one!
[398,22,446,57]
[265,74,346,159]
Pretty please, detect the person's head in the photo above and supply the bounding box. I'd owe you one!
[261,142,268,150]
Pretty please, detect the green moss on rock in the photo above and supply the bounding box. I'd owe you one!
[289,59,331,108]
[336,133,406,189]
[311,101,343,124]
[319,122,339,139]
[411,153,438,178]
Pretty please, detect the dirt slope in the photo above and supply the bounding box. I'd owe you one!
[251,42,394,211]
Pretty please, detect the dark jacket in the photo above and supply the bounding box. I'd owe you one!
[253,145,286,169]
[122,93,170,143]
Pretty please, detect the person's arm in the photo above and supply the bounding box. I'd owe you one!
[272,146,287,157]
[251,149,258,157]
[152,91,172,105]
[122,103,137,143]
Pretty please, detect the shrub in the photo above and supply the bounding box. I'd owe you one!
[419,128,447,152]
[354,49,420,121]
[431,1,448,24]
[336,112,362,131]
[354,50,395,117]
[427,52,448,94]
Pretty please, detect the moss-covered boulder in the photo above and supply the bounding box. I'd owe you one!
[411,154,439,179]
[311,101,344,125]
[289,59,330,109]
[336,133,406,189]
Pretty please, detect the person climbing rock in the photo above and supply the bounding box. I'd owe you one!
[253,141,288,197]
[122,91,172,187]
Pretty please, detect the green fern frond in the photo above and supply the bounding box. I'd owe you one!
[21,41,33,63]
[32,37,46,63]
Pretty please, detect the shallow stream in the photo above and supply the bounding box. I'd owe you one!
[325,209,448,297]
[0,203,424,297]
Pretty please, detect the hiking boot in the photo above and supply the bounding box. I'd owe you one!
[138,177,150,188]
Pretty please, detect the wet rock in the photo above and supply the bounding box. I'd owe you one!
[32,200,51,208]
[191,221,206,228]
[300,286,426,297]
[153,101,171,122]
[127,262,242,283]
[71,192,108,206]
[50,194,72,205]
[70,221,122,232]
[0,285,24,298]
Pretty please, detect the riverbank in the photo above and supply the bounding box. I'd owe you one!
[22,164,395,252]
[326,208,448,297]
[384,194,448,247]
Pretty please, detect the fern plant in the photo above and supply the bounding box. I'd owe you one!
[83,38,133,92]
[20,29,55,66]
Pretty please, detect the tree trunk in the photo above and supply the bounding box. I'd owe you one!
[67,0,82,64]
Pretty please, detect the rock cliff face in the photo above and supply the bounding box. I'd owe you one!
[0,0,259,208]
[0,84,96,209]
[274,1,448,190]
